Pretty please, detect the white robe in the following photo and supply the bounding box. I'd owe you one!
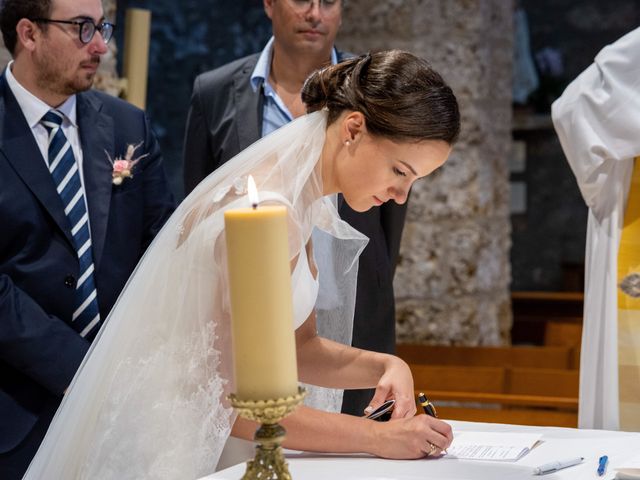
[551,26,640,430]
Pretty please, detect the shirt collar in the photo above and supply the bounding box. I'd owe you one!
[250,36,339,92]
[5,61,78,129]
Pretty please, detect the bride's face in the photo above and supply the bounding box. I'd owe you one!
[336,130,451,212]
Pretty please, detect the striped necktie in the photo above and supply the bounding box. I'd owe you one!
[41,110,101,339]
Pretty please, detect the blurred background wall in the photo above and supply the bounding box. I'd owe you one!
[338,1,513,345]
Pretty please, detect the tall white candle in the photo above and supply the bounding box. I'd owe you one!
[224,177,298,400]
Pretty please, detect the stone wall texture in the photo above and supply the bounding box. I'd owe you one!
[338,0,514,346]
[94,0,122,95]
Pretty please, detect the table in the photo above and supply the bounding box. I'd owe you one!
[201,420,640,480]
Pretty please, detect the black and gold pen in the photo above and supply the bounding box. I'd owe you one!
[418,392,438,417]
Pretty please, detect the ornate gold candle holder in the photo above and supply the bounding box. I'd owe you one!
[228,387,306,480]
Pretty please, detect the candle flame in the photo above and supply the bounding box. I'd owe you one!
[247,175,259,208]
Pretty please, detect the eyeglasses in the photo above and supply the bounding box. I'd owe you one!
[287,0,340,12]
[31,18,115,45]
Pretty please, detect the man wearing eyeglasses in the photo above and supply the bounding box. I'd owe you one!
[0,0,174,477]
[183,0,407,462]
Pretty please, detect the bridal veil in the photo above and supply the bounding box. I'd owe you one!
[24,111,367,479]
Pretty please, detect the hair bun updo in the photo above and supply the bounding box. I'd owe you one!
[302,53,372,118]
[301,50,460,145]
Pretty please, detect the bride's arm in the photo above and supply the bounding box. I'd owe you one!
[231,403,452,459]
[228,240,453,459]
[293,239,415,418]
[232,315,454,458]
[295,312,416,418]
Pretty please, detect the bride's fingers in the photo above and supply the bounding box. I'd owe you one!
[394,397,417,418]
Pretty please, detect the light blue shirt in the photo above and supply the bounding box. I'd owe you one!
[250,38,342,313]
[250,37,338,137]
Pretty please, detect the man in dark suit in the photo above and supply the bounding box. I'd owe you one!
[183,0,406,417]
[0,0,174,477]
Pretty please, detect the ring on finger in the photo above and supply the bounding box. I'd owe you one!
[427,441,438,456]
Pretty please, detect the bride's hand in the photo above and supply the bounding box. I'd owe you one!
[367,414,453,459]
[364,355,416,419]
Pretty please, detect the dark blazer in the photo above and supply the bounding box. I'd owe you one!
[0,73,174,474]
[183,52,407,416]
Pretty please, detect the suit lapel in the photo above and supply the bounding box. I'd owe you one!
[233,57,262,150]
[232,50,347,151]
[76,92,113,270]
[0,75,75,249]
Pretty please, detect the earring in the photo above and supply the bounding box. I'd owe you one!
[344,140,351,146]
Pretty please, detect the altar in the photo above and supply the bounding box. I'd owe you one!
[201,420,640,480]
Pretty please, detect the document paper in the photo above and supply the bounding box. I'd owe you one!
[615,453,640,479]
[445,432,542,461]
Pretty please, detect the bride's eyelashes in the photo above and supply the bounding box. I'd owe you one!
[393,167,407,177]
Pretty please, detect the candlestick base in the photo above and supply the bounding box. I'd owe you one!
[229,387,306,480]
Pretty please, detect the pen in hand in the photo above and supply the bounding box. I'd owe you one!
[418,392,438,417]
[418,393,447,455]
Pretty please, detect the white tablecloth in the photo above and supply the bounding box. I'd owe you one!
[201,420,640,480]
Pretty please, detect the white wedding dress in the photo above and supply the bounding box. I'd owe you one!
[23,111,367,479]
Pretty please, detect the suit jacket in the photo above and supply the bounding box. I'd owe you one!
[0,74,175,455]
[183,53,407,415]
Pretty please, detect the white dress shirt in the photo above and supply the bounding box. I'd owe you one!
[5,61,87,189]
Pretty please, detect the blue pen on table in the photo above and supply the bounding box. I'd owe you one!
[598,455,609,476]
[533,457,584,475]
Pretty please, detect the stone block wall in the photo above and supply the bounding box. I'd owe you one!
[338,0,514,345]
[93,0,122,96]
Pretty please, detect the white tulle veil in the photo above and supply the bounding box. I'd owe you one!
[24,111,367,479]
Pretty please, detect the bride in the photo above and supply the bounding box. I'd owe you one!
[24,50,460,479]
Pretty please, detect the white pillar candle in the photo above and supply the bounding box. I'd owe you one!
[224,177,298,400]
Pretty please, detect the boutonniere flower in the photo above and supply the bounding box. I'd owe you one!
[106,142,148,185]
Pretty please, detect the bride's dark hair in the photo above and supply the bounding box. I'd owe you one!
[302,50,460,144]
